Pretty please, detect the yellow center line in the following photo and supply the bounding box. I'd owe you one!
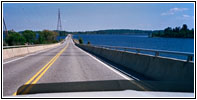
[13,43,69,96]
[12,54,59,96]
[22,51,62,94]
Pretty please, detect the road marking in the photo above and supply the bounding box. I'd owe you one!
[23,53,61,94]
[12,52,60,96]
[3,46,59,65]
[3,36,69,65]
[12,44,66,95]
[13,43,69,95]
[74,45,131,80]
[70,38,138,81]
[73,43,149,91]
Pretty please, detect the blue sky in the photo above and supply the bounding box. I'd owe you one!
[3,3,194,32]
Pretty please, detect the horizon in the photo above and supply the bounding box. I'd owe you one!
[3,2,194,32]
[5,27,189,33]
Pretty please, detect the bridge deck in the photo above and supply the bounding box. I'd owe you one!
[3,35,130,96]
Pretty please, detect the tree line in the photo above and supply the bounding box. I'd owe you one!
[3,30,59,46]
[152,24,194,38]
[75,29,152,35]
[54,29,153,36]
[55,26,194,38]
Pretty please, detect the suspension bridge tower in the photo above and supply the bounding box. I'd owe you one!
[57,8,62,31]
[3,18,8,36]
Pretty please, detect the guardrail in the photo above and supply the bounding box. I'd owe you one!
[3,44,52,49]
[3,41,67,49]
[4,35,68,49]
[93,45,194,62]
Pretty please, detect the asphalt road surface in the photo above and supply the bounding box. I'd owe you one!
[3,35,131,96]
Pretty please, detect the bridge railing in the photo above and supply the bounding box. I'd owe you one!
[3,44,47,49]
[3,42,66,49]
[93,45,194,62]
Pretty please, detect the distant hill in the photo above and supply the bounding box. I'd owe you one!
[17,29,161,37]
[75,29,153,34]
[53,29,154,36]
[151,24,194,38]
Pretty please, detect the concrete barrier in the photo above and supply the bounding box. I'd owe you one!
[12,47,29,57]
[3,43,60,60]
[3,49,15,59]
[76,44,194,82]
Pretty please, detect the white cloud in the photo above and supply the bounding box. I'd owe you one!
[176,14,193,20]
[183,14,190,18]
[161,7,188,16]
[161,12,174,16]
[170,8,188,12]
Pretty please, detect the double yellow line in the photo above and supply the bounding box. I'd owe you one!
[13,43,69,95]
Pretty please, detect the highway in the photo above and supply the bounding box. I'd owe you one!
[3,35,131,96]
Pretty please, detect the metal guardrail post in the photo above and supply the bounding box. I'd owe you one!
[93,45,193,61]
[155,51,159,57]
[136,49,140,54]
[187,56,193,62]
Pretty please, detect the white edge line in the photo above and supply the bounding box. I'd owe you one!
[3,36,69,65]
[77,46,131,80]
[3,46,57,65]
[71,40,132,80]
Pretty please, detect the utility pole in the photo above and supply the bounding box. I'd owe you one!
[3,18,8,36]
[57,8,62,31]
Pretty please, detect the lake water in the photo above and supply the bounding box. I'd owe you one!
[71,34,194,60]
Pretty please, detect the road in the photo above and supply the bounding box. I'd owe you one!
[3,35,131,96]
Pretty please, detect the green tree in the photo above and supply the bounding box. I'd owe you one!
[38,30,58,44]
[181,24,188,31]
[151,24,193,38]
[180,24,189,37]
[87,41,91,45]
[3,40,8,46]
[172,27,180,37]
[173,27,180,33]
[79,38,83,44]
[164,27,173,37]
[188,28,194,38]
[5,31,26,46]
[22,30,36,44]
[38,32,45,44]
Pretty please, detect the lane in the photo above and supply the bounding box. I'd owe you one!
[3,46,60,64]
[37,36,130,84]
[3,38,68,96]
[3,34,194,97]
[3,34,131,96]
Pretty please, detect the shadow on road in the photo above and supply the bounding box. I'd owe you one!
[16,79,193,95]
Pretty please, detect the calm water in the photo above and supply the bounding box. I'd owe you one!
[72,34,194,60]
